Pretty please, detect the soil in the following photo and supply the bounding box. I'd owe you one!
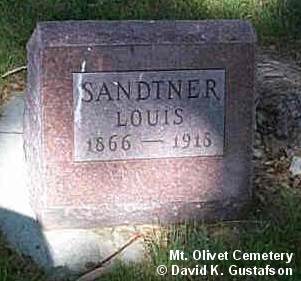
[254,46,301,206]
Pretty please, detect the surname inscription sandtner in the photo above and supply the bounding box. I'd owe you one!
[74,69,225,161]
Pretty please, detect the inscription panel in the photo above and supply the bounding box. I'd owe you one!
[73,69,226,161]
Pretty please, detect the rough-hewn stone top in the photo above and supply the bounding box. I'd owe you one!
[29,20,256,48]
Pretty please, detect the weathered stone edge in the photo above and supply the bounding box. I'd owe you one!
[33,20,257,48]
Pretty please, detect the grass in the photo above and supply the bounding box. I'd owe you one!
[0,0,300,78]
[98,185,301,281]
[0,233,46,281]
[0,0,300,102]
[0,1,301,280]
[0,184,300,280]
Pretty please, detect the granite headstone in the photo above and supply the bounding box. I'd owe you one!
[24,20,256,229]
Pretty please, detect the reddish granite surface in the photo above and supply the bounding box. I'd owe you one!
[24,21,256,229]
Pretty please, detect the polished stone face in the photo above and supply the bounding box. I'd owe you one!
[73,69,226,161]
[24,21,256,229]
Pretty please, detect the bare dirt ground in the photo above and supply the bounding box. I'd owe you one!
[255,46,301,206]
[0,72,25,105]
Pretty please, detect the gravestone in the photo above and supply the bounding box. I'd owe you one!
[24,20,256,229]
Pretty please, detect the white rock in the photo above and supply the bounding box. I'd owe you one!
[290,156,301,176]
[253,148,263,159]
